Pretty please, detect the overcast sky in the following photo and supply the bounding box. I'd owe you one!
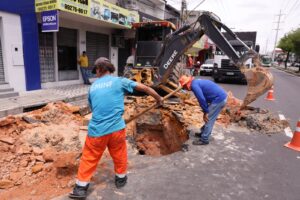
[168,0,300,54]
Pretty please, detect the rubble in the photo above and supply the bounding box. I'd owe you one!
[0,102,83,199]
[0,93,289,199]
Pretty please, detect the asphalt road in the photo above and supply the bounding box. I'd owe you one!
[56,125,300,200]
[199,67,300,130]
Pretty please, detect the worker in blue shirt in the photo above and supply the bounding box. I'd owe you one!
[69,57,163,199]
[179,75,227,145]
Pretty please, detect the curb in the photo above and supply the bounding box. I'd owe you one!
[272,66,300,77]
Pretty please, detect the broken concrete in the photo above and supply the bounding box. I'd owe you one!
[0,92,290,199]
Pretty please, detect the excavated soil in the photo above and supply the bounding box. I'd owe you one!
[134,110,188,156]
[0,102,83,200]
[0,92,290,199]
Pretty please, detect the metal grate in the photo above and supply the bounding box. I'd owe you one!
[39,31,55,83]
[221,59,238,69]
[86,32,109,67]
[0,38,5,83]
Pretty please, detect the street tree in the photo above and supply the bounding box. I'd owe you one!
[278,28,300,71]
[278,33,294,69]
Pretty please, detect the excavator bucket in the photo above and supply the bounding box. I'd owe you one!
[241,63,274,109]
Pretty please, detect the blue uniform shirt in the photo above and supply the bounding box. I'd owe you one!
[88,75,137,137]
[191,79,227,113]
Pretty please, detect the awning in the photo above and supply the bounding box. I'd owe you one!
[185,35,209,56]
[35,0,139,29]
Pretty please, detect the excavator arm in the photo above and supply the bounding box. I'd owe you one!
[154,11,273,109]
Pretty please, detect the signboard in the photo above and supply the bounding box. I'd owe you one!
[90,0,138,27]
[41,10,59,32]
[35,0,139,28]
[60,0,89,16]
[35,0,58,12]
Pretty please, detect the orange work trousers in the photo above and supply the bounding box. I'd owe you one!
[77,129,127,182]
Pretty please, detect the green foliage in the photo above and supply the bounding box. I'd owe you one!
[278,28,300,56]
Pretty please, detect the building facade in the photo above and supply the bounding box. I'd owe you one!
[0,0,39,92]
[0,0,139,92]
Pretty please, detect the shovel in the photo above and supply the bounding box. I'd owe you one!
[125,85,183,123]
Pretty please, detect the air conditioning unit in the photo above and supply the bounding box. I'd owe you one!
[112,35,125,48]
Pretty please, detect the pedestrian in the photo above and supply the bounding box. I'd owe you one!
[179,75,227,145]
[69,57,163,199]
[187,54,194,75]
[78,51,91,85]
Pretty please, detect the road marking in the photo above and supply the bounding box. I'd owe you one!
[279,114,285,120]
[278,114,293,138]
[284,127,293,138]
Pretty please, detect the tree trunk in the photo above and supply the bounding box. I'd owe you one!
[285,51,290,69]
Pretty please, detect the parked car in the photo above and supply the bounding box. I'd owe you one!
[200,59,214,75]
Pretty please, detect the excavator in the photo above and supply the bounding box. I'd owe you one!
[126,11,273,109]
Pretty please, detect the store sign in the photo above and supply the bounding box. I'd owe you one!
[35,0,58,12]
[35,0,139,28]
[90,0,138,27]
[60,0,89,16]
[41,10,59,32]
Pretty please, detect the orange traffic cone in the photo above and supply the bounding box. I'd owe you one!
[265,86,275,101]
[284,119,300,151]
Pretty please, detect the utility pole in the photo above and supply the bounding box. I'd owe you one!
[264,39,269,55]
[180,0,187,27]
[272,10,284,62]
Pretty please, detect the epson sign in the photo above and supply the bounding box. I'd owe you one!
[41,10,59,32]
[43,15,57,23]
[163,50,178,69]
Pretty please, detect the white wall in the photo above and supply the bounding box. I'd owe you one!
[0,11,26,92]
[128,0,165,20]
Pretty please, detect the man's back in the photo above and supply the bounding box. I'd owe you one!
[88,75,137,137]
[191,79,227,103]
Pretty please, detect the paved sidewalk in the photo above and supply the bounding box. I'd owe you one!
[272,64,300,76]
[0,84,90,118]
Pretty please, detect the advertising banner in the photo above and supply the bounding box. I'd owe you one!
[35,0,139,28]
[90,0,139,28]
[41,10,59,32]
[60,0,90,16]
[35,0,58,12]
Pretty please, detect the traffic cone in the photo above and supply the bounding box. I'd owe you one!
[265,86,275,101]
[284,119,300,151]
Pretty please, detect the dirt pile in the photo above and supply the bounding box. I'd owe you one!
[218,91,289,133]
[0,102,83,199]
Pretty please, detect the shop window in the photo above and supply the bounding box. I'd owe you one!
[57,27,79,81]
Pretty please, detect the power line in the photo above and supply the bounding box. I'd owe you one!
[284,0,299,20]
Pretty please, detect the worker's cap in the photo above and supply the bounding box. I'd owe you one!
[179,75,193,87]
[92,57,115,74]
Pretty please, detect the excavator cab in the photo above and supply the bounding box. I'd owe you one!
[132,21,176,67]
[124,21,177,87]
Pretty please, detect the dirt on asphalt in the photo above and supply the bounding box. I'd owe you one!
[0,92,289,199]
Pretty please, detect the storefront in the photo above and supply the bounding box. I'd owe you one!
[35,0,139,87]
[0,1,39,92]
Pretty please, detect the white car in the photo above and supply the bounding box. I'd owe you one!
[200,59,214,75]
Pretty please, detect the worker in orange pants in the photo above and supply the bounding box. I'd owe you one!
[77,129,127,182]
[69,57,163,199]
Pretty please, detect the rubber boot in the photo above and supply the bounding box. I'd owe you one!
[115,175,127,188]
[69,183,89,199]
